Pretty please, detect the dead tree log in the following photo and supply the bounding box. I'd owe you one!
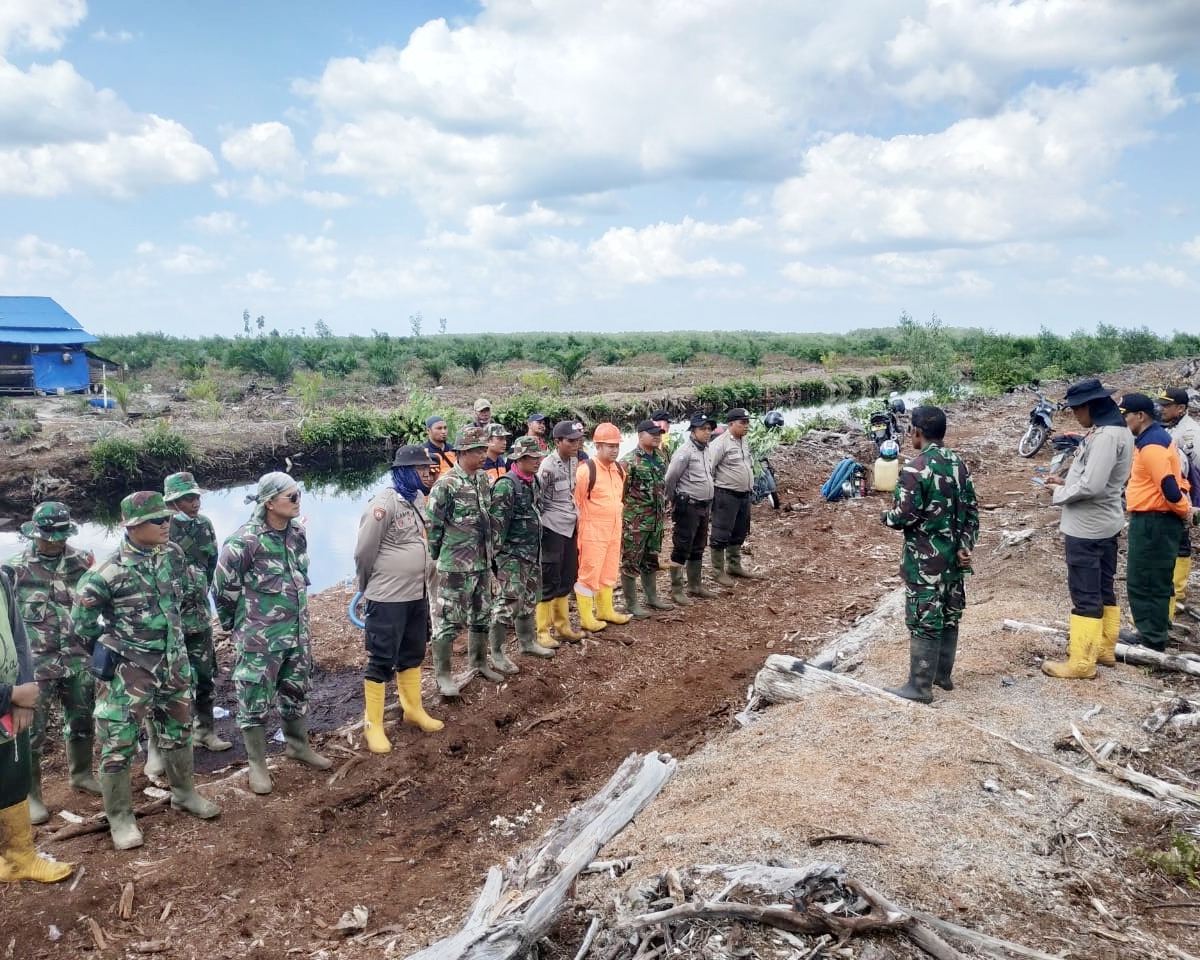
[1072,725,1200,807]
[403,751,677,960]
[808,587,904,670]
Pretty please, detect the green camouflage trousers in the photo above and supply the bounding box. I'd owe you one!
[904,579,966,644]
[93,649,194,774]
[32,669,95,757]
[233,633,312,728]
[185,626,217,724]
[491,556,537,625]
[433,570,490,647]
[621,527,663,577]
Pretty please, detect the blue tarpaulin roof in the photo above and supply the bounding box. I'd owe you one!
[0,296,98,344]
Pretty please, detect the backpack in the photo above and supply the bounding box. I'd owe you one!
[821,458,866,502]
[585,459,626,499]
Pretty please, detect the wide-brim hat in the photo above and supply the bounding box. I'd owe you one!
[19,505,78,542]
[1061,378,1113,409]
[392,444,433,467]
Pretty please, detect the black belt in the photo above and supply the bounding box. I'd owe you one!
[717,487,750,498]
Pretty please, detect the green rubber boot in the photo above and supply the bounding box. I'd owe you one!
[687,560,720,599]
[143,719,165,779]
[160,747,221,820]
[641,571,674,611]
[621,574,651,618]
[726,546,761,579]
[240,725,273,795]
[282,716,332,770]
[710,547,736,587]
[27,760,49,825]
[670,567,692,606]
[488,622,520,674]
[66,738,102,795]
[470,628,505,683]
[99,770,144,851]
[515,615,555,658]
[885,634,938,704]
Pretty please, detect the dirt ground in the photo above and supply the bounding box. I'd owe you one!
[5,361,1200,959]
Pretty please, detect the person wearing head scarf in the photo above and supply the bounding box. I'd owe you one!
[213,472,330,795]
[354,447,444,754]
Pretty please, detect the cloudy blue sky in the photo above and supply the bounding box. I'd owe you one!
[1,0,1198,339]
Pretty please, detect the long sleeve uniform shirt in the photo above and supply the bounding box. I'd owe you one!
[708,431,754,493]
[355,488,429,602]
[536,450,579,538]
[664,437,715,502]
[1127,423,1190,519]
[1052,424,1132,539]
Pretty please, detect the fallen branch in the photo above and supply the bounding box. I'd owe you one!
[1072,725,1200,807]
[50,797,170,842]
[808,834,887,847]
[807,588,904,670]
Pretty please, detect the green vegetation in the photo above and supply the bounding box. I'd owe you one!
[1137,832,1200,887]
[89,424,195,481]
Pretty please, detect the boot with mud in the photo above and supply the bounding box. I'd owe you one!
[240,725,273,795]
[1171,556,1192,622]
[282,716,332,770]
[1041,613,1101,679]
[596,587,632,625]
[396,669,444,732]
[933,625,959,691]
[1096,605,1121,667]
[641,571,674,611]
[0,800,73,882]
[469,628,505,682]
[534,600,559,649]
[884,634,938,703]
[726,546,761,579]
[160,747,221,820]
[669,567,692,606]
[66,738,102,795]
[26,761,48,825]
[143,719,164,778]
[432,635,461,697]
[99,769,144,850]
[193,717,233,753]
[362,680,392,753]
[551,596,585,642]
[487,622,520,674]
[686,560,720,599]
[710,547,736,587]
[620,574,651,618]
[575,592,607,632]
[515,614,554,658]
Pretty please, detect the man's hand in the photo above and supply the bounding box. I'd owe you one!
[957,548,973,567]
[12,705,34,734]
[1043,475,1064,487]
[10,682,39,709]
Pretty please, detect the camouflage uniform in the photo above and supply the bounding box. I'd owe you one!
[489,463,541,626]
[73,524,203,774]
[165,473,221,730]
[882,439,979,698]
[213,513,312,728]
[620,446,668,576]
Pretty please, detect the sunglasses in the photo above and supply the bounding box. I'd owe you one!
[145,517,171,526]
[284,492,301,503]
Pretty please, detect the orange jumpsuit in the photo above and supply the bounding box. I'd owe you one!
[574,459,624,594]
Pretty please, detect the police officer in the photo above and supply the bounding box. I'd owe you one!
[163,471,231,754]
[881,407,979,703]
[355,446,443,754]
[708,408,759,585]
[3,503,97,825]
[427,426,496,696]
[1159,388,1200,620]
[536,421,587,646]
[74,492,219,850]
[620,420,673,617]
[214,473,330,797]
[664,413,720,605]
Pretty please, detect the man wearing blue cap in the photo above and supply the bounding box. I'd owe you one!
[524,413,549,453]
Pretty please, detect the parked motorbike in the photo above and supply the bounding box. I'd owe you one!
[869,395,907,452]
[1018,391,1059,457]
[752,456,780,509]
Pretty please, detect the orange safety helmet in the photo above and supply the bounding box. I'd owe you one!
[593,422,621,444]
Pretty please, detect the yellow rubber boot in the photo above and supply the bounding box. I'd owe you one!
[552,596,585,642]
[535,600,559,649]
[1097,606,1121,667]
[1170,557,1192,622]
[362,680,392,754]
[596,587,631,625]
[396,669,444,733]
[575,592,607,632]
[0,801,73,883]
[1042,614,1101,679]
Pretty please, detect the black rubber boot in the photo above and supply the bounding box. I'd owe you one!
[933,626,959,691]
[885,635,938,704]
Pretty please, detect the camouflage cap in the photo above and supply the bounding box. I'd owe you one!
[163,470,202,502]
[509,436,547,460]
[20,501,78,542]
[120,491,173,527]
[455,425,490,451]
[485,422,512,438]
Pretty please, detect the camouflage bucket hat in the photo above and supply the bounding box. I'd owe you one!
[486,422,512,438]
[455,425,489,451]
[509,436,547,460]
[163,470,202,502]
[120,491,173,527]
[20,501,78,541]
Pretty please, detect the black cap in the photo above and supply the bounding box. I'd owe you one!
[1159,388,1190,407]
[1061,378,1112,409]
[725,407,751,422]
[392,444,433,467]
[649,410,671,422]
[688,412,717,430]
[1118,392,1155,415]
[636,419,664,435]
[552,420,584,440]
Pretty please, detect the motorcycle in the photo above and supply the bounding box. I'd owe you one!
[752,456,780,509]
[1018,391,1059,457]
[868,395,907,452]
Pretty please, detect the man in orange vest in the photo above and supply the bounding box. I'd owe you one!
[574,423,632,631]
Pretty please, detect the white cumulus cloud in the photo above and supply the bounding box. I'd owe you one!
[586,217,748,285]
[0,0,84,54]
[221,121,304,178]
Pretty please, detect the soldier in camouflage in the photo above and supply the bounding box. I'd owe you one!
[620,421,674,617]
[488,435,554,670]
[73,492,220,850]
[2,502,98,825]
[881,407,979,703]
[164,471,231,754]
[427,425,496,696]
[214,472,330,795]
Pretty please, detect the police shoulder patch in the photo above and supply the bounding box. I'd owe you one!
[373,507,386,521]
